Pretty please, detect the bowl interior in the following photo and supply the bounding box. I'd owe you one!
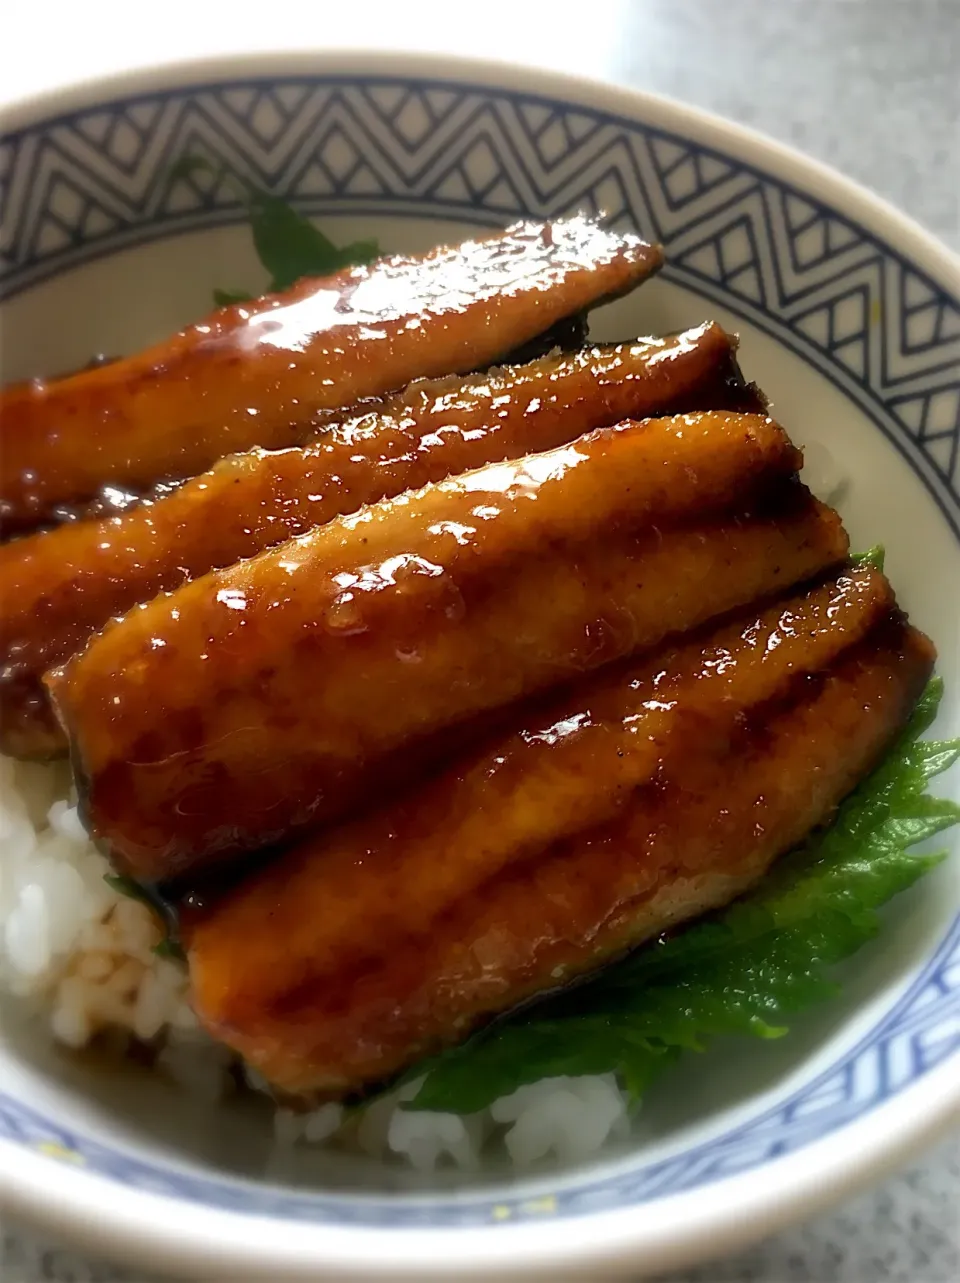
[0,69,958,1232]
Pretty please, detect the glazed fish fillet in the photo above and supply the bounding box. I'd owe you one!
[186,570,934,1097]
[47,412,840,881]
[0,217,663,532]
[0,322,753,759]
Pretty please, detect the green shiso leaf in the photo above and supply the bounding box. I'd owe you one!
[852,546,886,572]
[151,938,187,962]
[406,679,958,1114]
[168,155,379,300]
[103,876,184,964]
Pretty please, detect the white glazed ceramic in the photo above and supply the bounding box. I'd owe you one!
[0,50,958,1283]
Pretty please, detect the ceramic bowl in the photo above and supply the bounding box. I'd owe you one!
[0,50,958,1283]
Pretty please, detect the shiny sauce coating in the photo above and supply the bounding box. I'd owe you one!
[186,572,933,1097]
[0,323,750,758]
[0,217,663,531]
[48,411,834,880]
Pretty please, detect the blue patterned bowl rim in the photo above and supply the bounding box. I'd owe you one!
[0,50,958,1281]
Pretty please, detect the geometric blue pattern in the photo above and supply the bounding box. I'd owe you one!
[1,74,959,1228]
[2,78,959,538]
[1,915,958,1227]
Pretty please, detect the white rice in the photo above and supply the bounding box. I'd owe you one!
[0,755,632,1169]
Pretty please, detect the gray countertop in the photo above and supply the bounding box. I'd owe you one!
[1,1,958,1279]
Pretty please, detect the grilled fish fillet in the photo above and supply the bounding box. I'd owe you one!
[0,323,753,759]
[187,572,933,1097]
[48,412,839,881]
[0,218,663,532]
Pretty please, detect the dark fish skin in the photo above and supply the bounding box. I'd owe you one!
[186,574,933,1099]
[0,322,751,760]
[47,412,835,882]
[0,217,663,534]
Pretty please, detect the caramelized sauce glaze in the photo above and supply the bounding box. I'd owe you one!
[1,324,749,758]
[0,218,662,532]
[48,412,833,880]
[186,581,933,1097]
